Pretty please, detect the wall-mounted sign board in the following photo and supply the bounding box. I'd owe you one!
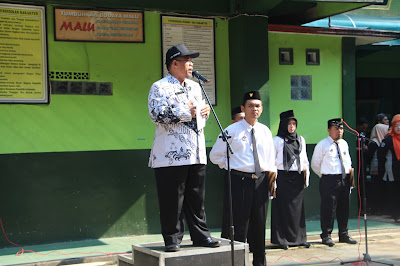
[161,15,216,105]
[0,3,48,103]
[54,8,144,43]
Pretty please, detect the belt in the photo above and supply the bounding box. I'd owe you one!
[231,169,265,179]
[322,174,349,178]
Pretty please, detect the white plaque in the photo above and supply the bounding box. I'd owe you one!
[162,15,216,105]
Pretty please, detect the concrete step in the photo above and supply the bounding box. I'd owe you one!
[119,237,249,266]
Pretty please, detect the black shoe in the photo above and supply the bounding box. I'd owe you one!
[300,242,311,248]
[339,235,357,244]
[322,237,335,247]
[280,244,289,250]
[193,237,221,248]
[165,244,180,252]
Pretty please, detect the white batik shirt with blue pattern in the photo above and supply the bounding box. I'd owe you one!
[148,73,208,168]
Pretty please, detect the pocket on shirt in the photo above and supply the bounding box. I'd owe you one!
[328,150,337,159]
[231,134,250,153]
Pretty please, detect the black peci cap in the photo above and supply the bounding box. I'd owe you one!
[231,106,242,117]
[328,118,343,128]
[242,91,261,106]
[166,43,199,68]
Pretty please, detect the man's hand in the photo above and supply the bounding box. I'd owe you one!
[201,104,210,118]
[188,100,196,118]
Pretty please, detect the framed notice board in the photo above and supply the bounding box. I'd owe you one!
[0,3,48,103]
[161,15,216,105]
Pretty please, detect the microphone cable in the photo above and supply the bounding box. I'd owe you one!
[342,119,365,264]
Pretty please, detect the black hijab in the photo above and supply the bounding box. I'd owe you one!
[277,115,302,173]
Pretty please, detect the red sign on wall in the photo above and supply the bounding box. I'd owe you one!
[54,8,144,42]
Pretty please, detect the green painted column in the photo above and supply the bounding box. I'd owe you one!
[342,37,358,216]
[342,38,356,126]
[228,16,270,125]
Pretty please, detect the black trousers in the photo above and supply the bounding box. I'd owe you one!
[221,170,269,266]
[154,164,210,246]
[319,174,351,239]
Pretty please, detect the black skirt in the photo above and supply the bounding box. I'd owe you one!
[271,170,307,246]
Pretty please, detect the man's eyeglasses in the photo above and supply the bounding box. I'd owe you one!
[175,59,193,63]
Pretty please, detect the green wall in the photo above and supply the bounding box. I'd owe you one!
[228,16,270,125]
[268,32,359,219]
[0,8,231,155]
[0,6,231,246]
[268,32,343,144]
[342,37,357,168]
[0,149,224,246]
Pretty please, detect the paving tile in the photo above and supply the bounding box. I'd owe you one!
[0,218,399,266]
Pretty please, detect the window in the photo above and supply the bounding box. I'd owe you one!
[279,48,293,65]
[306,49,320,65]
[291,76,312,100]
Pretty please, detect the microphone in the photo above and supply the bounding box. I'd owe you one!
[192,70,209,83]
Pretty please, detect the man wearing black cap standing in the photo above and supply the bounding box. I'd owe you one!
[311,118,357,247]
[148,43,220,252]
[210,91,277,266]
[231,106,245,123]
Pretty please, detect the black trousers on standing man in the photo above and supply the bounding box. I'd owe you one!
[319,174,351,239]
[221,169,269,266]
[154,164,211,247]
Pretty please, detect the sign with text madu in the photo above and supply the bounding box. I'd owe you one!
[54,8,144,42]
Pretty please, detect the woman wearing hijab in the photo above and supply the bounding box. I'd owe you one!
[271,110,310,249]
[367,123,389,214]
[376,113,389,126]
[378,114,400,223]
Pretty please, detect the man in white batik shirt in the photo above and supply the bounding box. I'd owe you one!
[148,73,206,167]
[148,43,220,252]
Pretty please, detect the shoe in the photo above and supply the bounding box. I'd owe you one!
[322,237,335,247]
[300,242,311,248]
[339,235,357,244]
[165,244,180,252]
[280,244,289,250]
[193,237,221,248]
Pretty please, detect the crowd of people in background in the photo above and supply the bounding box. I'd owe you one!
[358,113,400,223]
[376,114,400,223]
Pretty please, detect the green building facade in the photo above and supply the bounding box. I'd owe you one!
[0,0,392,246]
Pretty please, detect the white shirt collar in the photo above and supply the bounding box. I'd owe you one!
[328,135,342,144]
[241,118,257,132]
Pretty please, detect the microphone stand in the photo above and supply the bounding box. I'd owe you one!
[341,128,393,266]
[194,78,235,266]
